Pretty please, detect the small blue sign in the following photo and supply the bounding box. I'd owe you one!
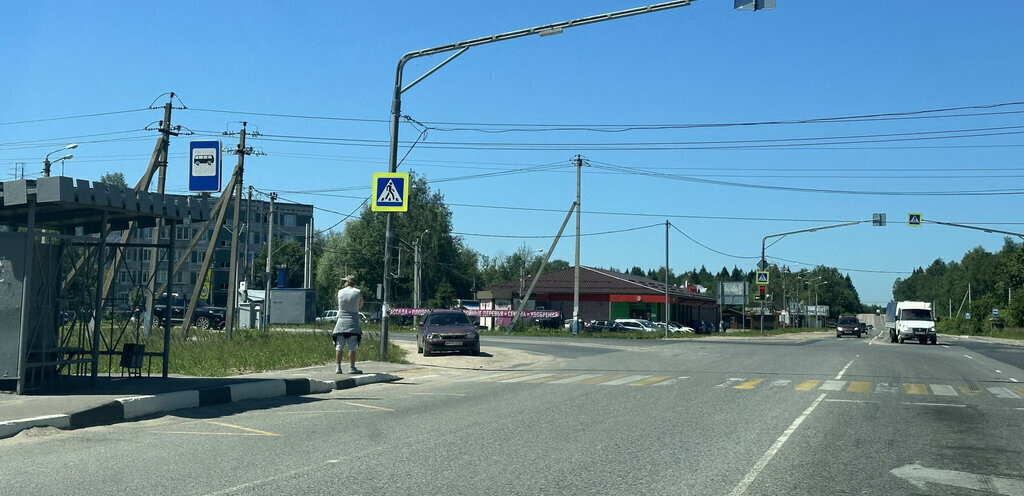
[189,140,222,192]
[992,308,999,317]
[908,213,922,226]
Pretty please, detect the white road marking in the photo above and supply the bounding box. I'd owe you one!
[890,463,1024,495]
[929,384,958,396]
[770,379,792,387]
[942,345,950,349]
[996,369,1003,374]
[964,354,974,360]
[902,402,966,408]
[715,378,746,388]
[987,387,1022,399]
[599,375,652,386]
[1011,378,1019,383]
[456,372,514,382]
[835,356,858,380]
[728,393,828,496]
[499,373,556,383]
[875,383,901,393]
[824,398,872,404]
[548,374,602,384]
[820,380,847,391]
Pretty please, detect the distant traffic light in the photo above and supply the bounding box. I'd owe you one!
[758,285,766,301]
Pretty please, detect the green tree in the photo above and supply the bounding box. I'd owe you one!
[253,240,305,289]
[99,171,128,188]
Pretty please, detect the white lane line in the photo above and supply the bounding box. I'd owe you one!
[715,378,746,388]
[903,402,967,408]
[988,387,1022,399]
[824,398,873,404]
[835,356,858,380]
[964,354,974,360]
[820,380,847,391]
[599,375,652,386]
[500,373,556,383]
[996,370,1003,374]
[930,384,958,396]
[942,345,950,349]
[1012,378,1020,383]
[548,374,602,384]
[728,393,827,496]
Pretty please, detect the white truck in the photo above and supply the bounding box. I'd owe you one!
[886,301,937,344]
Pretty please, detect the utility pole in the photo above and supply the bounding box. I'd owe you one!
[144,97,177,334]
[264,192,277,329]
[664,220,670,338]
[224,122,249,339]
[245,185,253,286]
[573,154,584,334]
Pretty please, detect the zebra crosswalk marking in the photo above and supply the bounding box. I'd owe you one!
[903,384,928,395]
[957,386,981,396]
[576,374,628,385]
[477,373,533,382]
[987,387,1022,399]
[548,374,603,384]
[770,380,792,387]
[500,373,556,383]
[629,376,671,386]
[457,372,514,382]
[820,380,847,391]
[525,374,570,384]
[600,375,653,386]
[930,384,958,396]
[847,381,871,393]
[795,380,821,391]
[734,379,765,390]
[875,383,901,393]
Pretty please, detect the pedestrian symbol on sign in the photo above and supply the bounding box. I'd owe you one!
[908,213,922,226]
[377,180,402,203]
[755,271,770,285]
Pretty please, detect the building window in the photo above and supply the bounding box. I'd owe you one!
[283,214,296,227]
[176,226,190,240]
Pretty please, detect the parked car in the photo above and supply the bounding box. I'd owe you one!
[615,319,658,332]
[316,310,339,325]
[564,318,587,331]
[690,319,714,334]
[417,309,480,356]
[140,293,226,330]
[836,315,862,338]
[667,321,695,333]
[588,320,624,332]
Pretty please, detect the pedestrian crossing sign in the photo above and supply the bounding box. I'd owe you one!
[371,173,409,212]
[756,271,769,285]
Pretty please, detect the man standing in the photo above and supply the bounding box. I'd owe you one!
[332,275,364,374]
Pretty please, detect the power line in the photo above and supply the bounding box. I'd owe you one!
[0,108,150,126]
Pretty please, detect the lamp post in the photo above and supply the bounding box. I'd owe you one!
[377,1,772,357]
[43,143,77,177]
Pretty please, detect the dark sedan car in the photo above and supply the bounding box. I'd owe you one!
[417,310,480,356]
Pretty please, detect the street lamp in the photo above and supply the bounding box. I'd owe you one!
[377,1,773,357]
[43,143,77,177]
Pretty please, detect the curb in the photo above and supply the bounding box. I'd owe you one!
[0,373,399,440]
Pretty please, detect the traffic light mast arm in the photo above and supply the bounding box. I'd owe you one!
[760,220,870,267]
[924,219,1024,241]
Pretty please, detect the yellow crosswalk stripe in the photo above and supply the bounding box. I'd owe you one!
[903,384,928,395]
[577,374,628,385]
[628,376,671,386]
[1012,385,1024,396]
[794,380,821,391]
[846,381,871,393]
[957,385,981,396]
[734,379,764,389]
[476,373,532,382]
[526,374,571,384]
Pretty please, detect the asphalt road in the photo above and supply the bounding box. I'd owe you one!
[2,329,1022,495]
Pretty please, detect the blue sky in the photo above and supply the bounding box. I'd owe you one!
[4,1,1023,305]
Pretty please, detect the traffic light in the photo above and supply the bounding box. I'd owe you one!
[758,285,766,301]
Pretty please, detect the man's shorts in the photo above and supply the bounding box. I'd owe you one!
[333,332,361,351]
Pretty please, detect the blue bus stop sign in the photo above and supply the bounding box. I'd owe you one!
[189,140,222,193]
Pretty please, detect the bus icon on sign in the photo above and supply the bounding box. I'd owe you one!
[193,154,215,166]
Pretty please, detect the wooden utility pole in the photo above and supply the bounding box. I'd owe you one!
[224,123,248,338]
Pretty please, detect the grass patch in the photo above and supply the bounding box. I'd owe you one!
[80,325,407,377]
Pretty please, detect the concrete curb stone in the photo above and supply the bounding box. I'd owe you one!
[0,373,399,440]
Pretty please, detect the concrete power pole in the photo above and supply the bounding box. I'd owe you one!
[224,123,248,339]
[573,155,584,334]
[144,97,177,334]
[264,192,277,328]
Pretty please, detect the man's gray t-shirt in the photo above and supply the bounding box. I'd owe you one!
[333,287,362,335]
